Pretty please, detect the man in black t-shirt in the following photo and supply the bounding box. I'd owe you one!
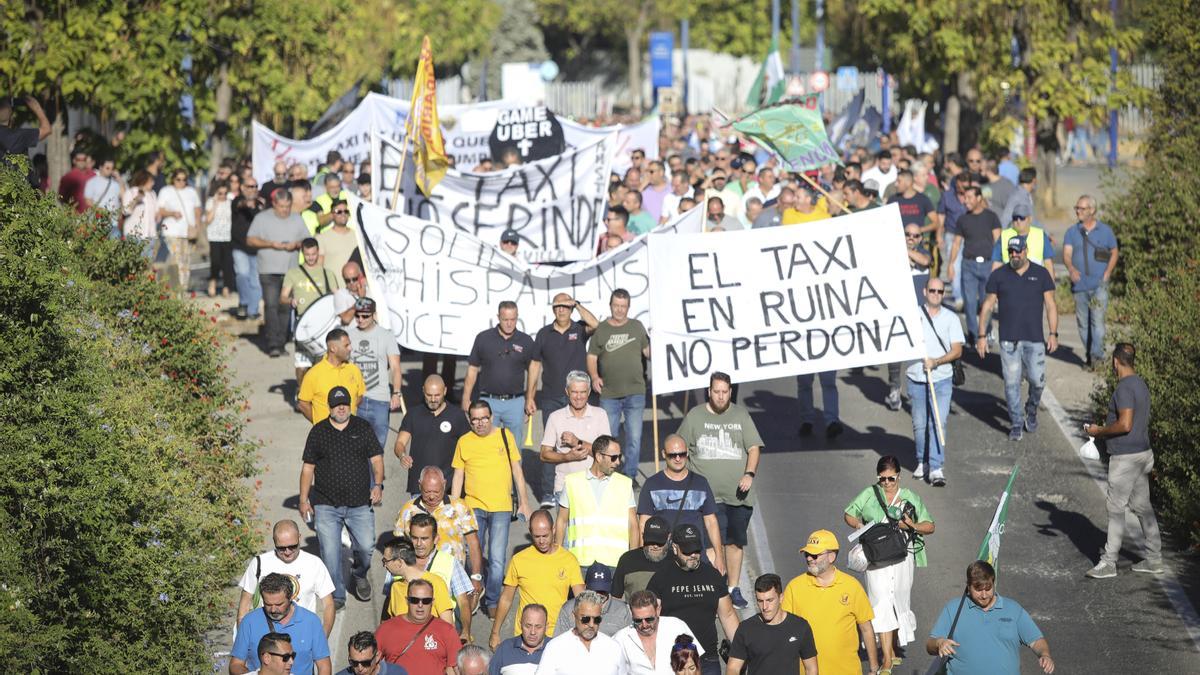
[462,301,537,436]
[612,516,670,600]
[887,169,935,233]
[950,185,1002,343]
[395,374,470,495]
[299,386,385,607]
[646,524,739,675]
[727,573,819,674]
[0,96,51,186]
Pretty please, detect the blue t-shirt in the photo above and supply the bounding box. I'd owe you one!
[231,605,330,673]
[637,471,718,548]
[930,595,1043,675]
[985,262,1055,343]
[490,635,547,674]
[936,178,968,235]
[1062,221,1118,291]
[990,231,1055,264]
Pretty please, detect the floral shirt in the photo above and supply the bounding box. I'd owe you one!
[394,496,478,563]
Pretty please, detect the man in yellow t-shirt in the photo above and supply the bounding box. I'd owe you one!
[488,509,585,651]
[451,400,533,616]
[297,328,365,424]
[781,529,878,675]
[381,535,455,623]
[782,187,831,225]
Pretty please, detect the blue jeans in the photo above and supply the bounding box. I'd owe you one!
[538,395,567,502]
[999,340,1046,429]
[961,258,993,341]
[473,508,512,609]
[232,248,261,316]
[940,236,963,300]
[796,371,839,425]
[313,504,375,602]
[1074,283,1109,362]
[356,397,391,449]
[484,396,525,438]
[908,377,952,471]
[599,394,646,479]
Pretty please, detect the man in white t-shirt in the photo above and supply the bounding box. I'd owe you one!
[535,591,625,674]
[613,589,702,674]
[83,157,124,238]
[861,150,898,198]
[237,519,337,635]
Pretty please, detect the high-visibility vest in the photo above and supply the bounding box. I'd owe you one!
[563,471,632,567]
[314,189,352,214]
[999,226,1047,264]
[425,549,459,611]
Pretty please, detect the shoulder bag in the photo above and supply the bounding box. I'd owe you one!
[396,618,435,658]
[500,429,521,522]
[664,471,697,548]
[858,486,909,566]
[921,304,965,387]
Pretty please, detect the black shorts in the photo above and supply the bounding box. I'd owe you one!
[715,503,753,547]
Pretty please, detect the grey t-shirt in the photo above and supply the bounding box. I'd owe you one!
[678,403,763,506]
[247,210,309,275]
[346,324,400,401]
[1106,374,1151,455]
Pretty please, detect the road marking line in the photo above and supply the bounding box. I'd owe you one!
[1041,385,1200,652]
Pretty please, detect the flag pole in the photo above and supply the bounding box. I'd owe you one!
[389,132,413,211]
[798,171,850,214]
[926,366,946,447]
[651,390,661,473]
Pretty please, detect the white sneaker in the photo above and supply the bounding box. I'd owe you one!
[1086,561,1118,579]
[912,463,926,479]
[930,469,946,487]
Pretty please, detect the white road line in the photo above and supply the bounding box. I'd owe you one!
[1041,386,1200,652]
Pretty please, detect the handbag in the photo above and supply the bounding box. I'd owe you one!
[921,304,965,386]
[859,486,909,566]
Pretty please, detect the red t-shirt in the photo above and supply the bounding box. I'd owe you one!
[377,616,460,672]
[58,168,96,213]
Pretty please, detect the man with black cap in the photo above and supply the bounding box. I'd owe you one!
[646,523,740,675]
[346,296,402,450]
[299,385,385,609]
[612,516,671,601]
[500,228,521,257]
[553,562,631,637]
[977,234,1059,441]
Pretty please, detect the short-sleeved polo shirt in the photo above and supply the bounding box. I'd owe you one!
[298,357,366,424]
[1063,221,1119,291]
[469,327,535,396]
[231,605,330,673]
[532,320,591,396]
[984,262,1055,343]
[930,595,1043,675]
[302,415,383,507]
[781,570,874,675]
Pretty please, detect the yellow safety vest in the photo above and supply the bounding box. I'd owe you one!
[563,471,632,567]
[314,189,352,214]
[425,550,459,611]
[999,226,1047,264]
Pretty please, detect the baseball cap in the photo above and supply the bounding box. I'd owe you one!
[1010,203,1032,221]
[328,386,352,409]
[500,228,520,244]
[354,296,376,314]
[800,529,839,555]
[642,516,669,546]
[671,523,703,555]
[332,288,357,314]
[584,562,614,593]
[1007,235,1028,253]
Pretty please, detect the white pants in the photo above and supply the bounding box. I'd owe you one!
[865,554,916,645]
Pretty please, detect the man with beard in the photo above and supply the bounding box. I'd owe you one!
[395,376,470,497]
[614,589,703,674]
[230,573,332,675]
[236,519,335,636]
[555,434,638,571]
[612,516,670,601]
[377,578,461,673]
[646,524,740,675]
[726,574,818,675]
[534,591,625,674]
[637,436,724,576]
[552,562,632,637]
[403,511,477,640]
[781,530,877,675]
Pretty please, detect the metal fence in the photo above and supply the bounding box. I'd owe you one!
[1119,62,1160,137]
[545,81,605,119]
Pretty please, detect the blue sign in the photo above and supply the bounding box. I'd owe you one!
[836,66,859,92]
[649,32,674,88]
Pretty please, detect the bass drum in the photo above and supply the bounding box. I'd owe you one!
[294,295,339,358]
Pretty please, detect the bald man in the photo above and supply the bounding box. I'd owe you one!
[237,520,336,633]
[395,375,471,497]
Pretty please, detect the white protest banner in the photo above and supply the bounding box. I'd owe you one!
[252,92,660,183]
[648,203,926,394]
[370,131,615,263]
[350,195,705,355]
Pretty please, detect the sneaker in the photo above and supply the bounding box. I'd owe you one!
[1132,559,1165,575]
[1085,561,1118,579]
[1024,411,1039,433]
[885,390,902,411]
[333,598,346,611]
[798,421,813,437]
[729,587,749,609]
[930,469,946,487]
[353,574,372,601]
[826,421,844,439]
[539,499,557,510]
[912,463,926,479]
[1009,427,1024,442]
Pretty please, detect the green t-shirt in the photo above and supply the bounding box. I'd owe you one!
[844,486,934,567]
[628,211,656,235]
[679,403,763,506]
[588,319,649,399]
[283,264,340,316]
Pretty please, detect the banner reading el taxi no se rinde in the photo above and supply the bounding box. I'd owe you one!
[370,131,615,263]
[251,92,660,184]
[648,203,927,394]
[350,194,705,356]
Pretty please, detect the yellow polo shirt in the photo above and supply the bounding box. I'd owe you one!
[297,357,365,423]
[386,571,455,619]
[781,568,874,675]
[452,428,519,512]
[782,203,831,225]
[502,545,583,636]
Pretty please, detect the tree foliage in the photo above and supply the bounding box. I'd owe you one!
[0,163,259,670]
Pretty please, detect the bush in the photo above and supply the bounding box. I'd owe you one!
[0,165,258,671]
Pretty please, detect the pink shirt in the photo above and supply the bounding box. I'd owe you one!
[541,404,611,493]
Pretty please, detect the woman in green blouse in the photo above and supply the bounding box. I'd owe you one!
[844,455,936,674]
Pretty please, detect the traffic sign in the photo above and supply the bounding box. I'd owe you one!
[836,66,859,91]
[809,70,830,93]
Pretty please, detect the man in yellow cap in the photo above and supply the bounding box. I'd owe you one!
[781,529,880,675]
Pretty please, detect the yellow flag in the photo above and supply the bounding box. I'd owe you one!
[406,35,448,196]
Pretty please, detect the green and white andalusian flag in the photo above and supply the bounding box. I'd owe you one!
[978,464,1020,569]
[746,36,787,108]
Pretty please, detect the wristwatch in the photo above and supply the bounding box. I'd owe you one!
[743,471,756,478]
[469,573,484,581]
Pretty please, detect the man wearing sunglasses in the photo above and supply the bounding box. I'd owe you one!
[237,520,336,637]
[377,578,461,673]
[346,297,402,450]
[555,434,637,572]
[613,589,702,674]
[317,198,360,275]
[636,436,725,580]
[381,535,456,624]
[230,573,332,675]
[254,632,297,675]
[335,631,408,675]
[552,562,632,637]
[535,591,625,673]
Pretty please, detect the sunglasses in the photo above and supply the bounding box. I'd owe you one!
[268,651,297,662]
[275,543,300,553]
[598,453,622,461]
[665,451,688,459]
[632,616,657,625]
[905,233,921,238]
[927,289,945,295]
[333,209,349,215]
[407,596,434,605]
[348,657,375,668]
[245,183,258,188]
[804,551,825,559]
[355,313,374,319]
[344,276,361,283]
[878,475,898,482]
[579,615,603,625]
